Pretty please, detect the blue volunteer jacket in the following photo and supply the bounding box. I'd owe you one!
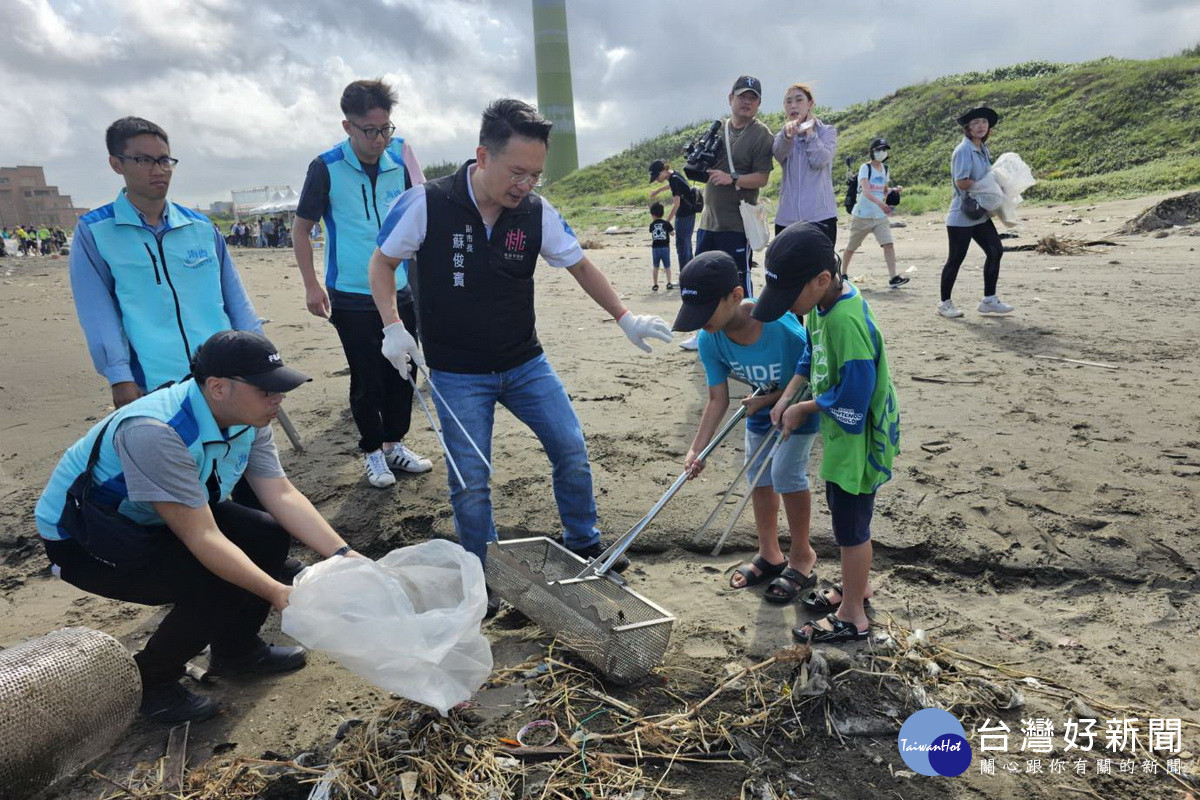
[78,191,235,390]
[321,138,411,295]
[36,380,256,540]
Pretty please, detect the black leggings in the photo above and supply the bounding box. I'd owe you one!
[941,219,1003,301]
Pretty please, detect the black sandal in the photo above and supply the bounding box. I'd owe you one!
[729,555,785,589]
[792,612,869,643]
[801,583,871,612]
[763,567,817,604]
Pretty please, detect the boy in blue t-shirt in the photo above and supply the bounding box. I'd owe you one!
[648,202,674,291]
[673,251,821,603]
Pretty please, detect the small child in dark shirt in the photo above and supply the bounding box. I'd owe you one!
[648,202,674,291]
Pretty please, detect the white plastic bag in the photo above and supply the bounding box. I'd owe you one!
[968,172,1005,212]
[281,540,492,715]
[990,152,1037,227]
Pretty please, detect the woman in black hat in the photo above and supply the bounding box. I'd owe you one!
[937,106,1012,318]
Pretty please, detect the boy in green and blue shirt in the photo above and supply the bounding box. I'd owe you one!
[754,222,900,643]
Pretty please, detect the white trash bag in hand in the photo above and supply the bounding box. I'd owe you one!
[990,152,1037,227]
[281,540,492,715]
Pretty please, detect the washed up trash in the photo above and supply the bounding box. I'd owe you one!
[282,540,493,715]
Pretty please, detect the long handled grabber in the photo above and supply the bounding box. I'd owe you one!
[274,408,304,452]
[691,381,813,555]
[708,431,784,557]
[407,375,468,490]
[567,388,767,583]
[416,365,493,477]
[689,425,778,547]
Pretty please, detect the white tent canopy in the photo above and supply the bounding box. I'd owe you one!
[249,189,299,215]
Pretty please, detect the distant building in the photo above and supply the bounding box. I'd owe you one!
[0,166,89,230]
[208,200,234,216]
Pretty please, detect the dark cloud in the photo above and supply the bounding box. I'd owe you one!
[1,0,1193,209]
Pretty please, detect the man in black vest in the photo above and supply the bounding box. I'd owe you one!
[368,98,672,569]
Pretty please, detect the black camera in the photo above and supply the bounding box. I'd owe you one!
[683,120,722,183]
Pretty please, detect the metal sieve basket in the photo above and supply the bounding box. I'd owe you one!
[485,537,674,684]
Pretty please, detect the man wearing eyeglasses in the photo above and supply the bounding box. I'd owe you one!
[36,330,359,723]
[69,117,263,409]
[293,79,432,489]
[368,98,673,573]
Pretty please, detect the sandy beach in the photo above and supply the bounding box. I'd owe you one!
[1,193,1197,799]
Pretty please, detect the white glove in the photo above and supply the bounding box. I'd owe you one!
[617,311,673,353]
[381,322,424,371]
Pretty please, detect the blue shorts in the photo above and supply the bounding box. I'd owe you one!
[745,426,816,494]
[652,246,670,268]
[825,481,875,547]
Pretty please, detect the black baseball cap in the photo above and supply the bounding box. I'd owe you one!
[956,106,999,128]
[731,75,762,97]
[191,330,311,393]
[648,159,665,182]
[752,222,838,322]
[672,251,740,332]
[869,137,890,153]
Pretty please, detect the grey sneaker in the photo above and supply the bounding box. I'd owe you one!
[936,300,964,319]
[385,442,433,474]
[365,450,396,487]
[679,334,700,351]
[978,295,1014,314]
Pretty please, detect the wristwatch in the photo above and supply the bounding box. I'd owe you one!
[332,544,351,557]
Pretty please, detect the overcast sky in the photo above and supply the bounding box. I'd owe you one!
[3,0,1197,210]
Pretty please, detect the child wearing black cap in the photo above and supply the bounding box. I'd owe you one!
[648,202,674,291]
[753,222,900,643]
[674,251,821,602]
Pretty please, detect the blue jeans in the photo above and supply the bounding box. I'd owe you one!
[675,213,696,267]
[429,353,600,561]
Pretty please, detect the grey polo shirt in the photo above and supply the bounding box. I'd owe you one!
[113,418,285,507]
[946,137,993,227]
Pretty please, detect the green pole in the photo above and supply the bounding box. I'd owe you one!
[531,0,579,182]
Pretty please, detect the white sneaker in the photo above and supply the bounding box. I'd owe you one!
[978,295,1014,314]
[936,300,964,319]
[385,442,433,474]
[679,334,700,351]
[365,450,396,488]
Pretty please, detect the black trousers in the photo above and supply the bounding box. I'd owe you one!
[43,502,290,686]
[941,219,1003,301]
[776,217,838,247]
[329,301,417,454]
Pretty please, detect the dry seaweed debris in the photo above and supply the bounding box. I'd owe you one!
[1003,235,1117,254]
[94,622,1198,799]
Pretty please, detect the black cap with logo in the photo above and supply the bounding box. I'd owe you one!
[191,330,311,393]
[731,75,762,97]
[648,159,666,182]
[672,251,741,332]
[751,222,839,323]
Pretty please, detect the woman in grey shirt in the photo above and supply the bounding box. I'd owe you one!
[772,82,839,244]
[937,106,1012,318]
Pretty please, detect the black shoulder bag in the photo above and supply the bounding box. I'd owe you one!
[59,419,160,572]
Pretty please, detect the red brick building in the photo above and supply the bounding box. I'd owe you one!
[0,166,88,230]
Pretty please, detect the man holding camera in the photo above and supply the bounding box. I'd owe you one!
[683,76,774,350]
